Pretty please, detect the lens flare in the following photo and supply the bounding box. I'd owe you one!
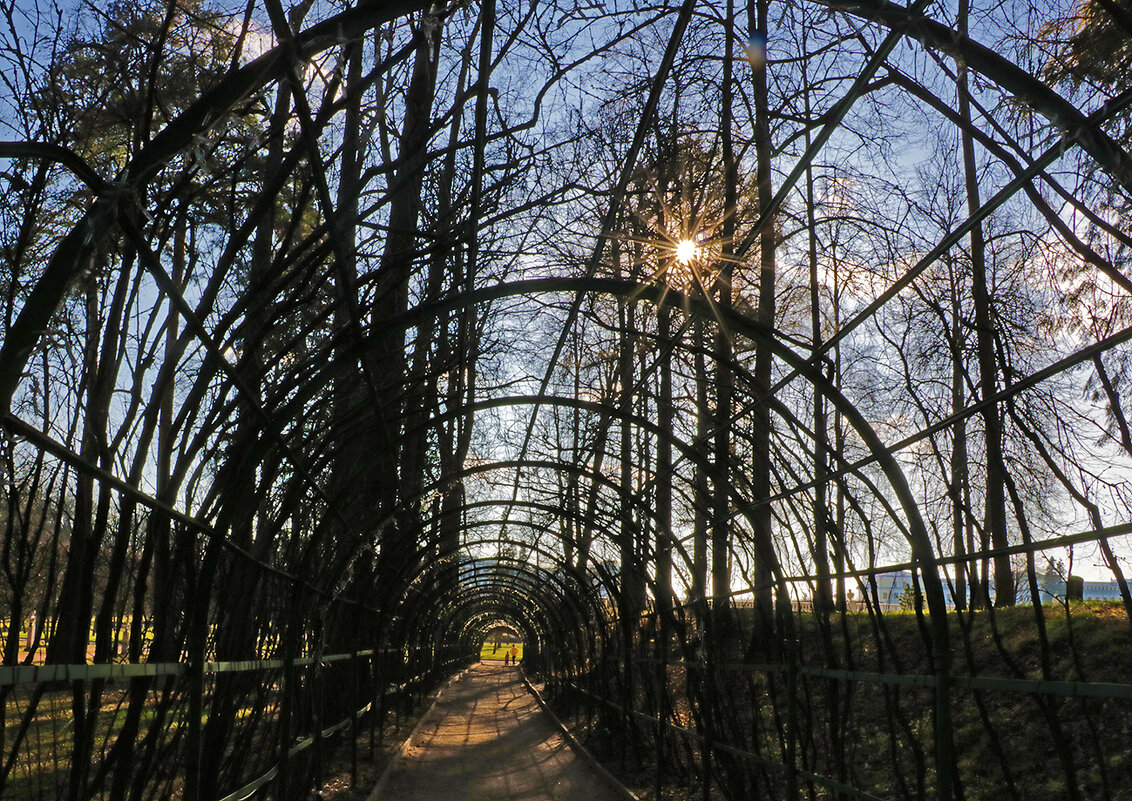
[745,32,767,70]
[675,239,698,264]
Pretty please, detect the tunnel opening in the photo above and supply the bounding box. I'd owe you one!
[1,0,1131,800]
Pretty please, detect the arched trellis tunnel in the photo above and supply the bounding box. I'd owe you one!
[1,0,1131,799]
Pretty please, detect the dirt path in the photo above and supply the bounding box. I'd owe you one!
[376,662,628,801]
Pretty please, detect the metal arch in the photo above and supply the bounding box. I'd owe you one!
[1,0,1123,628]
[374,390,923,621]
[409,591,554,656]
[437,579,594,661]
[466,620,523,642]
[314,385,865,599]
[334,278,947,621]
[458,610,533,652]
[459,617,517,649]
[456,607,547,659]
[357,459,661,611]
[429,583,561,645]
[395,553,591,641]
[459,609,538,643]
[400,548,615,644]
[461,618,534,660]
[403,568,580,661]
[368,458,665,551]
[2,4,1126,800]
[816,0,1132,191]
[399,529,624,653]
[0,0,438,413]
[382,529,626,667]
[357,487,700,612]
[391,550,601,650]
[403,498,703,595]
[352,457,697,615]
[390,526,611,617]
[391,516,693,629]
[185,275,949,653]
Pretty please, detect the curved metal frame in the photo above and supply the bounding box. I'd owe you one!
[1,1,1129,800]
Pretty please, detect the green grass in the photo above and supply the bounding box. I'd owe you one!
[479,641,523,662]
[558,602,1132,801]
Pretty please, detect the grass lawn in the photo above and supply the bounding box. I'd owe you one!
[552,602,1132,801]
[479,641,523,662]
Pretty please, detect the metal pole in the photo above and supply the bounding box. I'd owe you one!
[377,651,387,750]
[184,595,209,801]
[936,646,954,801]
[351,646,359,789]
[701,595,714,801]
[313,659,323,793]
[786,633,799,801]
[656,610,667,801]
[621,639,630,773]
[277,654,294,801]
[370,649,378,758]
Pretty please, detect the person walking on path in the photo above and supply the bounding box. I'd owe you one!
[508,645,519,666]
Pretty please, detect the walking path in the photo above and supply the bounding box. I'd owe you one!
[375,662,628,801]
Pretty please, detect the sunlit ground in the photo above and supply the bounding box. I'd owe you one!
[479,641,524,662]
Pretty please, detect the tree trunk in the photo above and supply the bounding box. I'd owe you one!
[693,317,710,618]
[949,259,969,611]
[713,0,737,636]
[373,8,443,599]
[656,305,674,626]
[619,297,643,628]
[749,0,776,632]
[804,98,832,618]
[958,0,1013,606]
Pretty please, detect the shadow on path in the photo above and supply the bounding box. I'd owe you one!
[379,662,627,801]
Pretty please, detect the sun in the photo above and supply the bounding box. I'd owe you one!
[674,238,698,265]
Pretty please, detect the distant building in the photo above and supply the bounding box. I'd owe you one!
[865,571,960,610]
[955,574,1124,605]
[1083,580,1124,601]
[1014,573,1064,605]
[805,570,1123,612]
[870,571,913,609]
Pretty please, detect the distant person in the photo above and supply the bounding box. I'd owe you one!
[508,645,519,666]
[503,648,510,666]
